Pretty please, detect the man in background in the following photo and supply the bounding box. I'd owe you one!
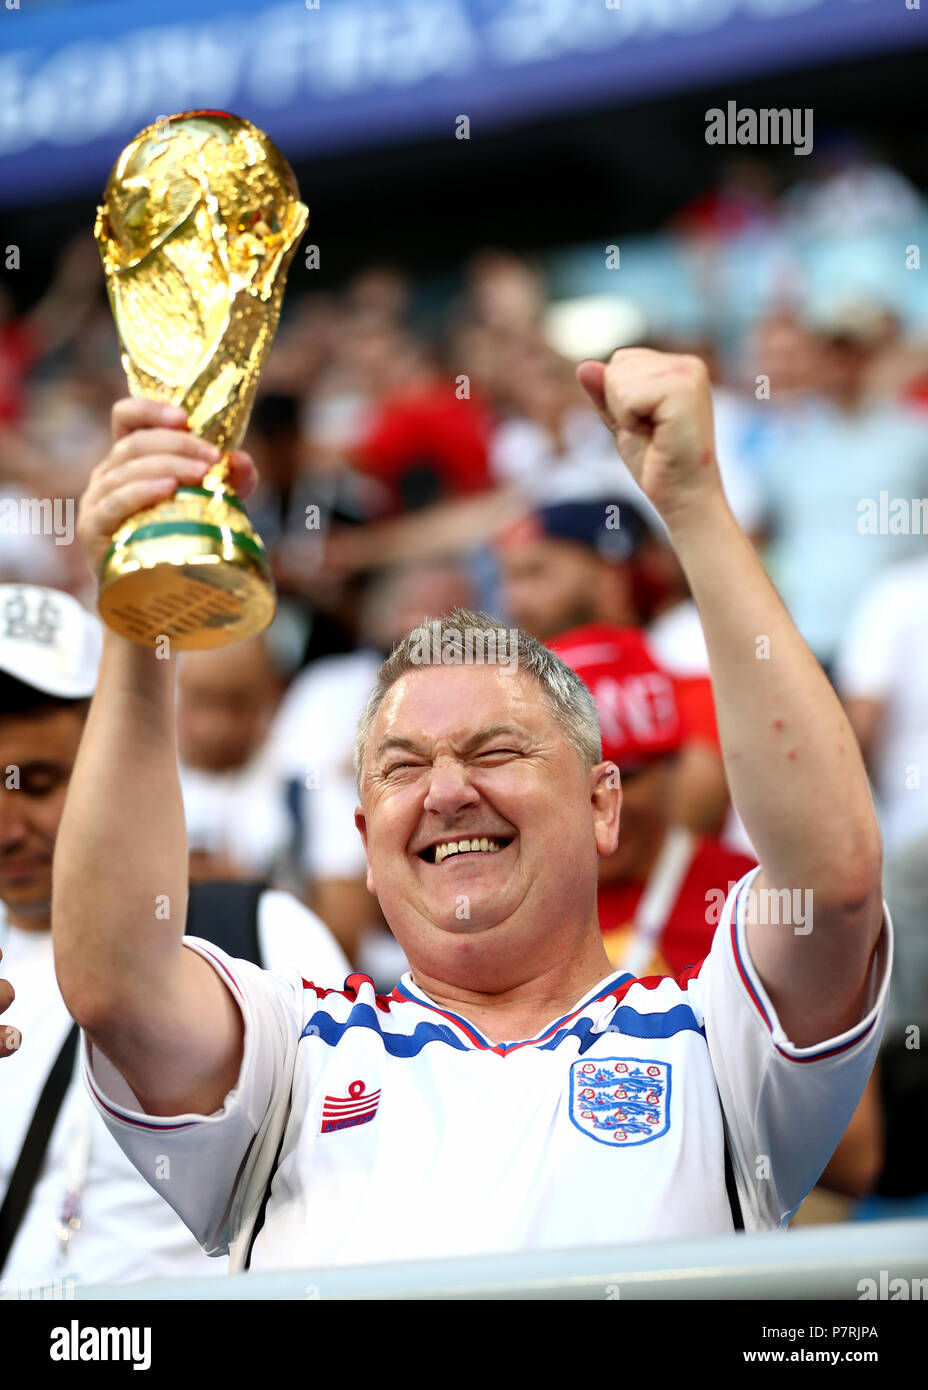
[548,623,755,976]
[756,301,928,675]
[177,636,293,884]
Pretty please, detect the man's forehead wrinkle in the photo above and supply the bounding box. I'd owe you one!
[375,666,553,738]
[373,733,430,760]
[373,722,531,763]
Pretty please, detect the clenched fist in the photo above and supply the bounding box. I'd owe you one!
[577,349,725,525]
[77,399,258,577]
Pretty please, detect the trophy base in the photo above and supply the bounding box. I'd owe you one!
[98,486,276,650]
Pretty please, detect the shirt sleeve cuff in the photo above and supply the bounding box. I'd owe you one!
[723,869,893,1064]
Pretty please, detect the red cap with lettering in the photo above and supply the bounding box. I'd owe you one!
[547,623,683,770]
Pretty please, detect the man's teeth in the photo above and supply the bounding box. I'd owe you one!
[434,837,502,863]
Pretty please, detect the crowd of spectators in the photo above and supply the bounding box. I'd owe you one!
[2,137,928,1273]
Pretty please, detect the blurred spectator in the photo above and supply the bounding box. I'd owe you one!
[835,550,928,1212]
[464,249,546,342]
[353,335,493,514]
[0,238,101,426]
[547,624,755,975]
[744,308,825,408]
[489,343,659,509]
[783,134,924,237]
[836,550,928,861]
[497,498,652,639]
[671,157,780,241]
[177,636,292,883]
[754,300,928,672]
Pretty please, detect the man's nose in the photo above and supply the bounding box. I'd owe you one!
[0,789,30,851]
[422,760,481,818]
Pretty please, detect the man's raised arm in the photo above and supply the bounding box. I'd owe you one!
[579,350,884,1048]
[53,399,258,1116]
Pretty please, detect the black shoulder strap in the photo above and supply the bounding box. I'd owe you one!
[242,1094,291,1272]
[185,879,266,967]
[724,1129,745,1231]
[0,1022,79,1273]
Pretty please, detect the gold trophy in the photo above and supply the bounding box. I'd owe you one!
[94,111,308,648]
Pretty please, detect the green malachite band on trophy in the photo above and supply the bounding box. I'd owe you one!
[101,521,268,572]
[173,486,248,515]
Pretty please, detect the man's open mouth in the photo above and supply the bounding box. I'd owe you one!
[418,836,515,864]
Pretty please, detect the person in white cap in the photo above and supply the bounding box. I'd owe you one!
[0,584,349,1291]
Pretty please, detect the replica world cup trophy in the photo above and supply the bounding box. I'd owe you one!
[94,111,308,648]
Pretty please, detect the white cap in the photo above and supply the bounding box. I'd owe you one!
[0,584,102,699]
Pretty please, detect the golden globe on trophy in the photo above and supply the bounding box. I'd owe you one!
[94,111,308,648]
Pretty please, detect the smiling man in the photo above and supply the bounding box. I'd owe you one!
[38,348,890,1272]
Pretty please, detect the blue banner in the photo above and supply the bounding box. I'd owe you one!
[0,0,918,206]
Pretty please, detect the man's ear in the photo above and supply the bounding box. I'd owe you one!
[591,762,621,858]
[354,805,376,895]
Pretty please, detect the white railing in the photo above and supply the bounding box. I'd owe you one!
[75,1219,928,1300]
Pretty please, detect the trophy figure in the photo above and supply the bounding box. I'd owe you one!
[94,111,308,648]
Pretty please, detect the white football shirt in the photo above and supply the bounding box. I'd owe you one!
[84,870,891,1273]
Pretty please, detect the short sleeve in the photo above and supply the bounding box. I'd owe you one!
[684,868,892,1230]
[82,936,303,1260]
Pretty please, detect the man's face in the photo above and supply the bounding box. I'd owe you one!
[355,665,619,987]
[819,338,873,403]
[499,537,601,640]
[0,708,84,923]
[597,758,672,884]
[177,640,278,772]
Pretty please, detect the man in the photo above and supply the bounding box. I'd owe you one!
[32,351,888,1271]
[546,623,755,976]
[497,498,653,642]
[754,301,928,674]
[0,584,349,1288]
[177,637,293,883]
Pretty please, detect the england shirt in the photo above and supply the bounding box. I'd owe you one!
[83,870,891,1272]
